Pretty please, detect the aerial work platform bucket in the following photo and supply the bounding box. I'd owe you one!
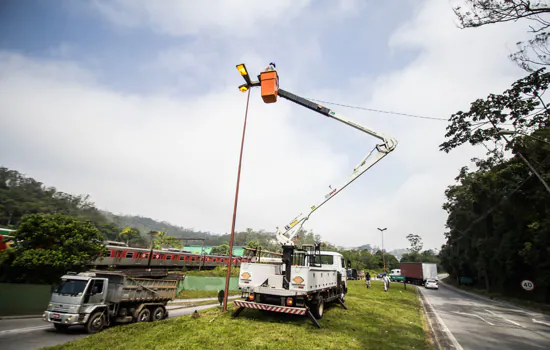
[260,70,279,103]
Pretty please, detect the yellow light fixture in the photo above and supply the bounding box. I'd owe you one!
[236,63,248,76]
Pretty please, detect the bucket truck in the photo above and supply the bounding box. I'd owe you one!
[231,64,398,328]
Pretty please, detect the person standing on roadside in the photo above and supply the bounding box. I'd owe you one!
[383,273,390,292]
[366,272,371,288]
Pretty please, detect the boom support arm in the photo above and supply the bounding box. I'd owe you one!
[274,89,398,246]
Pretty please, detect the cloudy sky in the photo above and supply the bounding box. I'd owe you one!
[0,0,532,251]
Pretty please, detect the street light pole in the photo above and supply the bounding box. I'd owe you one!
[377,227,387,273]
[498,130,550,195]
[222,88,251,312]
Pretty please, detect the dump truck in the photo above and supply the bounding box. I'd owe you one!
[43,270,177,333]
[400,262,438,285]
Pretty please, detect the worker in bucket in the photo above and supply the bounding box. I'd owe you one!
[265,62,276,71]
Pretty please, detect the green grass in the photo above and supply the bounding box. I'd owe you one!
[176,289,241,299]
[45,281,431,350]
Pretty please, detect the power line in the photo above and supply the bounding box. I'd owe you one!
[305,97,448,121]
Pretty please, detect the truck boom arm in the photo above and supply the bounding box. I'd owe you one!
[275,89,398,246]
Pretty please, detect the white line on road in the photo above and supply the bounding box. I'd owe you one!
[533,319,550,327]
[0,325,51,336]
[485,309,522,327]
[453,311,495,326]
[419,288,464,350]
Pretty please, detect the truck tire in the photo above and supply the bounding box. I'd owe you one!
[137,308,151,322]
[86,311,105,334]
[311,296,324,319]
[151,306,165,322]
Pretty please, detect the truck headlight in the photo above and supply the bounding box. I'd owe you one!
[69,305,79,313]
[47,303,53,311]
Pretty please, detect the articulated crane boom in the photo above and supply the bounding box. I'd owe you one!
[235,63,398,247]
[274,89,397,246]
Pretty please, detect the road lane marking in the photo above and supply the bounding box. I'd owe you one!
[533,319,550,327]
[485,309,522,327]
[419,288,464,350]
[453,311,495,326]
[0,325,51,336]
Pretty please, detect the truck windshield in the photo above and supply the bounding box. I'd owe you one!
[55,279,88,296]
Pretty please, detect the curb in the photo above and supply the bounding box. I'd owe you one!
[0,315,42,320]
[417,287,463,350]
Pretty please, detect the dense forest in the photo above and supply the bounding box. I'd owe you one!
[0,165,427,276]
[437,1,550,303]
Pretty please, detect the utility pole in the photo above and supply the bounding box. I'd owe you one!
[377,227,387,273]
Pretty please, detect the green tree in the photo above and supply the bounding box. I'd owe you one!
[440,68,550,155]
[453,1,550,72]
[151,231,183,249]
[211,244,230,255]
[406,234,423,253]
[0,213,106,284]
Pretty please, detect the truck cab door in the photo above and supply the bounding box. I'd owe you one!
[83,278,108,305]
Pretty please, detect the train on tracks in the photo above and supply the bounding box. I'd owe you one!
[95,241,251,270]
[0,232,251,270]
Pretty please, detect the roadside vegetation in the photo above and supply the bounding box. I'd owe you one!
[45,280,431,350]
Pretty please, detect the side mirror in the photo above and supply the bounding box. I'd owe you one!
[347,259,352,269]
[51,284,59,293]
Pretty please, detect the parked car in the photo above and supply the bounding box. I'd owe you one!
[425,278,439,290]
[377,273,385,279]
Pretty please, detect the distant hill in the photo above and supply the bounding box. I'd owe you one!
[388,248,408,260]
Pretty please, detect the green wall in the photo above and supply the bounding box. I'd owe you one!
[182,276,239,291]
[0,283,52,316]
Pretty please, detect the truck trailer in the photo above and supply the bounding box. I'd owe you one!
[400,262,438,286]
[43,270,177,333]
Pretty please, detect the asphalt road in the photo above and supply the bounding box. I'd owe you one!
[420,280,550,349]
[0,303,221,350]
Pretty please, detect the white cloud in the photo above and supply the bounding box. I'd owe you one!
[90,0,312,37]
[0,0,536,252]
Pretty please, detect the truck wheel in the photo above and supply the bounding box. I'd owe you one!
[311,296,324,319]
[137,308,151,322]
[86,311,105,334]
[151,307,165,322]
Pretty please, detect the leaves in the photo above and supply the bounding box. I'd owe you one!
[1,213,107,283]
[440,125,550,301]
[440,69,550,153]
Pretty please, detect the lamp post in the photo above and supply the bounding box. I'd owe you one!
[222,63,262,312]
[377,227,387,273]
[497,130,550,195]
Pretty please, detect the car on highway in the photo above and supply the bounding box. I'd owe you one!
[425,278,439,290]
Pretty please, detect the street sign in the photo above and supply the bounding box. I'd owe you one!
[521,280,535,291]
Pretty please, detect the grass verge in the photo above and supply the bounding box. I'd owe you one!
[441,277,550,315]
[45,280,431,350]
[176,289,241,299]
